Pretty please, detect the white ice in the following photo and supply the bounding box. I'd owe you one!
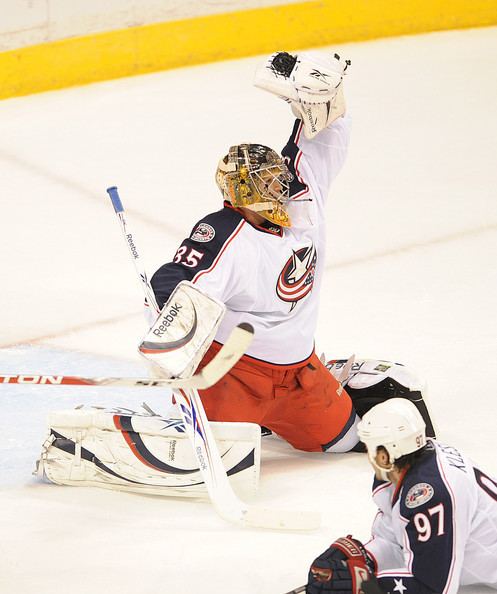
[1,26,496,594]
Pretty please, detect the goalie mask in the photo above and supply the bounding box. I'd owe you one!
[215,143,293,227]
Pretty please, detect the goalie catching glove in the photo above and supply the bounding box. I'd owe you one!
[306,536,374,594]
[254,51,350,139]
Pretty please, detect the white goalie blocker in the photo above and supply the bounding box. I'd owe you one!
[140,281,226,379]
[35,406,261,498]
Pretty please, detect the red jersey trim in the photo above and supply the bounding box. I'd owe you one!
[391,467,410,506]
[192,219,245,284]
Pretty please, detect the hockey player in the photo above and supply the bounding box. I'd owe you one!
[148,50,359,454]
[305,398,497,594]
[147,51,433,454]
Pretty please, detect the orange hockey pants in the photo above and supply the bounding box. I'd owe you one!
[197,342,354,452]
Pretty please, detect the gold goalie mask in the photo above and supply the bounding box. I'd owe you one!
[215,143,293,227]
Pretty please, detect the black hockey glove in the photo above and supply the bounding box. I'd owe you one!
[361,577,386,594]
[306,536,374,594]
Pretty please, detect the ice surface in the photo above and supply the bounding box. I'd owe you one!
[1,26,496,594]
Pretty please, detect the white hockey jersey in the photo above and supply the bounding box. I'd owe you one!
[151,116,351,365]
[365,440,497,593]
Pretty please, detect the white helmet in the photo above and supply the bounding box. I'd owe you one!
[357,398,426,471]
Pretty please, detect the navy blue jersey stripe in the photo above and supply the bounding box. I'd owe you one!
[191,219,245,285]
[151,206,243,308]
[397,447,455,592]
[281,119,309,199]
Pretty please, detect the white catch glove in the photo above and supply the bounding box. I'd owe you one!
[254,50,350,139]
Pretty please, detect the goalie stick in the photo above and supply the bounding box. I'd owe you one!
[102,186,320,531]
[0,323,254,390]
[0,323,254,389]
[106,186,160,314]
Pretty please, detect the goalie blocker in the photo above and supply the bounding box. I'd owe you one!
[35,406,261,498]
[139,280,226,379]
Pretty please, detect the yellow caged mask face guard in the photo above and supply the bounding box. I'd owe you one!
[216,144,293,227]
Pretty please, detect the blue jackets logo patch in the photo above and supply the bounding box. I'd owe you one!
[276,244,317,310]
[191,223,215,242]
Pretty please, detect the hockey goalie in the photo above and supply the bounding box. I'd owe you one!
[34,48,436,503]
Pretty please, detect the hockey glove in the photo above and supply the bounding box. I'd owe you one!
[306,536,373,594]
[254,51,350,139]
[361,577,386,594]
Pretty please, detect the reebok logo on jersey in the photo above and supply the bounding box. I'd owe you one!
[276,244,317,310]
[191,222,215,243]
[405,482,434,508]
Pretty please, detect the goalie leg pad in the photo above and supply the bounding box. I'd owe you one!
[36,406,261,498]
[326,359,437,438]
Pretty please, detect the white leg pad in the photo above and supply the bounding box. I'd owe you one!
[327,358,427,393]
[35,406,260,498]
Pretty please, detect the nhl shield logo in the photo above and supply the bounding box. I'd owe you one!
[276,244,317,310]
